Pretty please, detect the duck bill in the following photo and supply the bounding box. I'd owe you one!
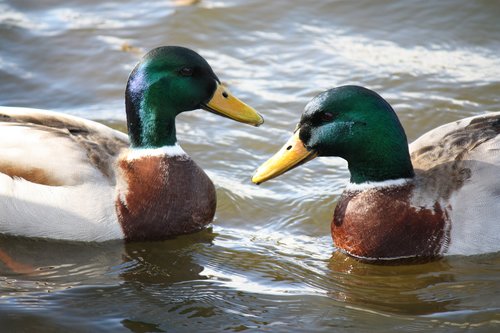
[252,130,318,184]
[202,83,264,127]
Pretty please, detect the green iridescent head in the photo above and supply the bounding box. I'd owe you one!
[253,85,415,184]
[125,46,263,148]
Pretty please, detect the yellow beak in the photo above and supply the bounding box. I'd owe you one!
[203,83,264,127]
[252,129,318,184]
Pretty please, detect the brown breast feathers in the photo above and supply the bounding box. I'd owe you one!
[332,184,448,260]
[116,155,216,241]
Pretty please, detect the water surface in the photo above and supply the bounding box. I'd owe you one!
[1,0,500,332]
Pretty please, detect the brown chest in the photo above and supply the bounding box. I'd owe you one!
[115,155,216,241]
[332,184,449,260]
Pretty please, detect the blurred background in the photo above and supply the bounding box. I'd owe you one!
[1,0,499,332]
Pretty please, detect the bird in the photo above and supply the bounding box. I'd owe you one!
[252,85,500,262]
[0,46,264,242]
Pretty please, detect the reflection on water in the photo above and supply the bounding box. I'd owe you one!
[1,231,500,332]
[327,252,459,316]
[1,0,500,331]
[0,230,215,294]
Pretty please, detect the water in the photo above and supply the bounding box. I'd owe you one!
[1,0,500,331]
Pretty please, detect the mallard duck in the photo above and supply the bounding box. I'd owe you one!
[0,46,263,242]
[253,85,500,261]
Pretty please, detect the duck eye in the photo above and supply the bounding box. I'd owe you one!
[179,67,194,77]
[320,112,334,122]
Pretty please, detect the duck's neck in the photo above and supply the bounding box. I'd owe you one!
[346,142,415,184]
[347,157,414,184]
[124,144,188,159]
[125,78,178,148]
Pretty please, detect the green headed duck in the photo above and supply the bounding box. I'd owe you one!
[253,85,499,262]
[0,46,263,241]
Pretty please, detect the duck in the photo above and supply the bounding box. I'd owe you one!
[252,85,500,262]
[0,46,264,242]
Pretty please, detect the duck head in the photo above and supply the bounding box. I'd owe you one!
[125,46,263,148]
[252,85,414,184]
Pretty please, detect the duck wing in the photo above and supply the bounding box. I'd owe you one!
[0,107,129,186]
[409,112,500,255]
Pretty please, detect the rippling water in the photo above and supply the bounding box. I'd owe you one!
[1,0,500,332]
